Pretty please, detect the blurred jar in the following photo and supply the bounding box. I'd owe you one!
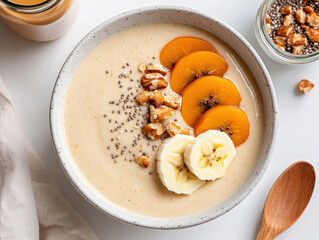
[0,0,79,41]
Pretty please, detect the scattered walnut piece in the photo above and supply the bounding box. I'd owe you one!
[164,95,182,110]
[166,122,191,137]
[138,63,146,73]
[298,79,314,94]
[135,91,150,105]
[141,73,168,91]
[288,34,307,46]
[149,90,165,107]
[277,25,293,37]
[303,6,314,13]
[274,36,287,46]
[295,8,307,24]
[306,28,319,42]
[280,5,292,15]
[292,45,304,55]
[149,105,174,122]
[145,64,168,76]
[284,14,295,26]
[141,122,165,140]
[307,12,319,28]
[134,154,150,168]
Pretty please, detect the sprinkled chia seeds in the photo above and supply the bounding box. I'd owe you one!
[103,61,164,164]
[103,59,185,172]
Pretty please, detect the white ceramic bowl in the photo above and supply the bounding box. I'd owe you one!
[50,6,279,229]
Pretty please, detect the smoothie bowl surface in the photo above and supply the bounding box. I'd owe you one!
[50,6,278,229]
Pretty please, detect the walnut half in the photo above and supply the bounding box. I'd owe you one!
[141,73,168,91]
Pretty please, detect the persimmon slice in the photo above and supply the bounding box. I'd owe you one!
[194,105,249,147]
[170,51,228,94]
[160,37,218,70]
[181,76,241,127]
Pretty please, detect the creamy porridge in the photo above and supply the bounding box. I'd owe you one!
[64,23,264,218]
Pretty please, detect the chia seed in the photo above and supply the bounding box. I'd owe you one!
[104,63,165,165]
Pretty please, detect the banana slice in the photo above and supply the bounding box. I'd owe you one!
[184,130,236,181]
[156,134,206,195]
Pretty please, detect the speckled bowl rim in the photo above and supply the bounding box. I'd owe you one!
[50,5,279,229]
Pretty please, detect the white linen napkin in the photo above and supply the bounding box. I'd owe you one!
[0,76,98,240]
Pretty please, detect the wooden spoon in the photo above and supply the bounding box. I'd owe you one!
[256,161,315,240]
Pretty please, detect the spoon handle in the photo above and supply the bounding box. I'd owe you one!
[256,219,278,240]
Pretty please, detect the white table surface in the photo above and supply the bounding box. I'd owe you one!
[0,0,318,239]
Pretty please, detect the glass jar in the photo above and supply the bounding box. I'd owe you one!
[255,0,319,65]
[0,0,79,41]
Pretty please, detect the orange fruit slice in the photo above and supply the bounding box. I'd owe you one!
[194,105,249,147]
[181,76,241,127]
[160,37,218,70]
[170,51,228,94]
